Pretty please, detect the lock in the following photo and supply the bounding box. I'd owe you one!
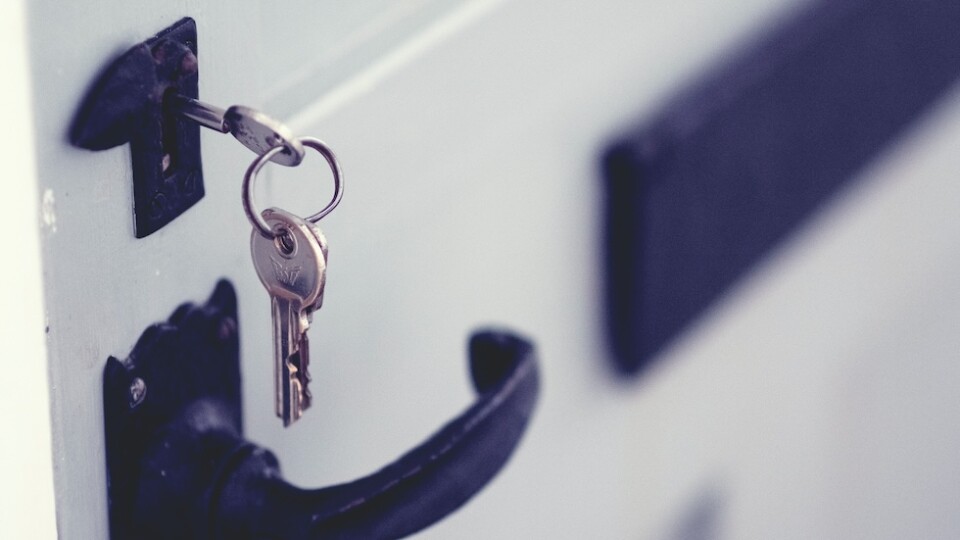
[71,17,204,238]
[71,17,314,238]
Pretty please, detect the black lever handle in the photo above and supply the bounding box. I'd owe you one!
[103,281,539,540]
[215,328,537,539]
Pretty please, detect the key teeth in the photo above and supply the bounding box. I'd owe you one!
[282,357,310,426]
[300,371,312,409]
[299,334,312,408]
[285,376,303,426]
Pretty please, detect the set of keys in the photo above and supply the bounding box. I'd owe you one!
[251,209,329,425]
[177,97,343,426]
[239,129,344,426]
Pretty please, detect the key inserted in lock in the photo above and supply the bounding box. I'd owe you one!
[168,95,306,167]
[71,17,308,238]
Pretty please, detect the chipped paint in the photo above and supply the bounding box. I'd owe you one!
[41,188,56,233]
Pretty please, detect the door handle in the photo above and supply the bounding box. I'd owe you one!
[103,281,539,539]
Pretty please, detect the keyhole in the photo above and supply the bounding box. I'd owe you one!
[160,88,181,176]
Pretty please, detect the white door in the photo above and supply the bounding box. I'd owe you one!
[9,0,960,538]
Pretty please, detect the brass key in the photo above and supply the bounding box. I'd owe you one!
[241,135,343,426]
[251,207,328,426]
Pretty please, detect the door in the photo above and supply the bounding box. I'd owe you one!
[10,0,960,538]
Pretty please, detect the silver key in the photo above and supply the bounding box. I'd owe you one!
[170,94,306,166]
[251,207,328,426]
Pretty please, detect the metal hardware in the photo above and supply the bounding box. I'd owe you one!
[127,377,147,408]
[103,280,539,539]
[168,95,306,167]
[70,17,308,237]
[243,137,344,239]
[250,208,328,425]
[70,17,204,238]
[242,137,342,426]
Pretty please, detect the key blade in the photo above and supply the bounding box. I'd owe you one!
[274,296,309,425]
[283,350,306,426]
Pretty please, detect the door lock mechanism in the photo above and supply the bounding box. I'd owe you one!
[70,17,306,238]
[71,17,204,238]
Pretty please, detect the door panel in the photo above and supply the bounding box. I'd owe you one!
[27,0,960,538]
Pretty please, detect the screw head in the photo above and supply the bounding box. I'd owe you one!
[129,377,147,408]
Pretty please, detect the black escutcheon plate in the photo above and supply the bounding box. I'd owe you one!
[71,18,204,238]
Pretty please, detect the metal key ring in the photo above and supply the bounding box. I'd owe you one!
[243,136,344,239]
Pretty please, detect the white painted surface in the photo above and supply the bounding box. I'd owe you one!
[0,1,58,538]
[23,0,960,537]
